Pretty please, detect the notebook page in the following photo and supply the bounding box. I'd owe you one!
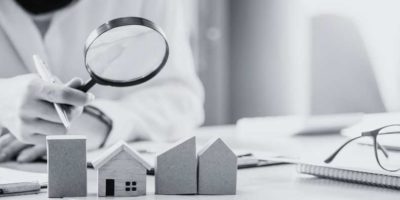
[0,167,47,185]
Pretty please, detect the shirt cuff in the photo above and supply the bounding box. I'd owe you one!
[89,99,146,147]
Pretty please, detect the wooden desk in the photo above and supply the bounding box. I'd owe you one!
[2,126,400,199]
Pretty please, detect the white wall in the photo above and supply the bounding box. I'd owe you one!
[196,0,231,125]
[197,0,400,125]
[229,0,310,121]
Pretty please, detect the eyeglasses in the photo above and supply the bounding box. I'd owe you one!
[325,124,400,172]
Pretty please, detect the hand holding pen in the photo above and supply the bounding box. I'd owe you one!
[33,55,72,128]
[32,54,95,129]
[0,57,94,145]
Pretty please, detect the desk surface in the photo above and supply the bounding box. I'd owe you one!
[2,125,400,200]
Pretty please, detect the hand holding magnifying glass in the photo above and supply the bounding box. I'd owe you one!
[32,17,169,133]
[78,17,169,92]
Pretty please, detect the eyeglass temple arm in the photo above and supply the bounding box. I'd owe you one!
[324,136,364,164]
[364,129,394,158]
[325,128,399,164]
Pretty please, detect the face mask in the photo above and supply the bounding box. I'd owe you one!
[15,0,75,15]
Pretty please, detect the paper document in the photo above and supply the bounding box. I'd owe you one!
[236,113,363,138]
[0,167,47,185]
[341,112,400,150]
[87,141,168,167]
[87,141,294,169]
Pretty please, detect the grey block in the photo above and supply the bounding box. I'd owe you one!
[155,136,197,194]
[47,135,87,198]
[198,138,237,195]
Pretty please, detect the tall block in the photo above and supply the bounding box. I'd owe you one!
[198,138,237,195]
[155,136,197,194]
[47,135,87,198]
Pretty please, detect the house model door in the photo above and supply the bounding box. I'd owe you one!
[106,179,115,196]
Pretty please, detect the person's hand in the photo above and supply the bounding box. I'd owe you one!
[0,133,46,162]
[0,74,94,145]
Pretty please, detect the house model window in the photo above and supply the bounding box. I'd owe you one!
[125,181,137,191]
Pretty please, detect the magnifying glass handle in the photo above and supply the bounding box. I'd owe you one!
[78,78,96,92]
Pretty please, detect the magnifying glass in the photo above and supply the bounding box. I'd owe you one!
[78,17,169,92]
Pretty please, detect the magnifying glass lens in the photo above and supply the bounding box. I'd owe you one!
[86,25,167,82]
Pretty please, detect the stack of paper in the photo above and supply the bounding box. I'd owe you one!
[236,113,363,138]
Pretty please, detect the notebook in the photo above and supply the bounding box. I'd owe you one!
[297,162,400,189]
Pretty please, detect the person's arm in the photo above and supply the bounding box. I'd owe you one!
[0,76,93,162]
[85,1,204,147]
[0,75,92,145]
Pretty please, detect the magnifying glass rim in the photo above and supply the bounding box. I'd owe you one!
[84,17,169,87]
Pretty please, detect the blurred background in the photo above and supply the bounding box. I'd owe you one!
[185,0,400,125]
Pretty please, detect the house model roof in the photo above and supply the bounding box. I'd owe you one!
[197,137,235,156]
[91,141,152,170]
[157,136,196,156]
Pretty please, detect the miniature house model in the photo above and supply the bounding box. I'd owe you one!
[92,142,151,197]
[155,136,197,194]
[198,138,237,195]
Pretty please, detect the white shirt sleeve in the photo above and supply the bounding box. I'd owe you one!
[89,1,204,146]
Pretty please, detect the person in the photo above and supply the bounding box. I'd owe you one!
[0,0,204,162]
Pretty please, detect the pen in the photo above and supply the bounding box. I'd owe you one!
[0,182,42,196]
[33,55,71,128]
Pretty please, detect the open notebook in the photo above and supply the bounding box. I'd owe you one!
[297,113,400,190]
[297,136,400,190]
